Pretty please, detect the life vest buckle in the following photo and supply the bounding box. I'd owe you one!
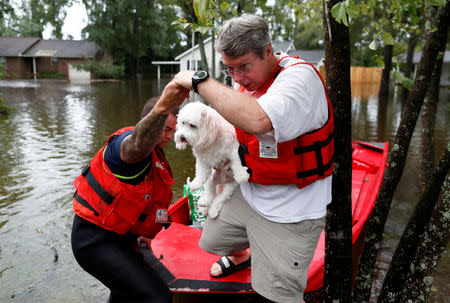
[81,165,90,176]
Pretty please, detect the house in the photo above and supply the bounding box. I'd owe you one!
[287,49,324,67]
[174,37,305,78]
[404,50,450,87]
[0,37,102,81]
[175,37,222,78]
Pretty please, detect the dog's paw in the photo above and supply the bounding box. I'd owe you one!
[198,195,210,208]
[208,205,219,219]
[190,179,203,191]
[234,169,250,184]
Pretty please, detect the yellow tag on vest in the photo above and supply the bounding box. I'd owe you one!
[259,141,278,158]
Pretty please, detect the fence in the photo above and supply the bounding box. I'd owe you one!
[319,66,382,98]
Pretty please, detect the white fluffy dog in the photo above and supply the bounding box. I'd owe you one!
[174,101,250,218]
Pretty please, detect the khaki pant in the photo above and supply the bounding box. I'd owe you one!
[199,187,325,303]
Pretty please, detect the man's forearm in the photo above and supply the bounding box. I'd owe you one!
[120,109,168,163]
[199,78,272,135]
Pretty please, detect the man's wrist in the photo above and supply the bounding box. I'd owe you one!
[152,102,170,115]
[192,70,209,93]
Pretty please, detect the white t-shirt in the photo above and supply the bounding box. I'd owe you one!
[238,55,332,223]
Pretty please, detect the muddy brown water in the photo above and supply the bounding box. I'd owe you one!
[0,78,448,302]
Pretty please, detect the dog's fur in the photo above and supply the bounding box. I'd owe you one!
[174,101,249,218]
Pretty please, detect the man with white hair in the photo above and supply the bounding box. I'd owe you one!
[174,14,334,303]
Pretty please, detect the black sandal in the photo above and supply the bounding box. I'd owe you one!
[211,256,251,278]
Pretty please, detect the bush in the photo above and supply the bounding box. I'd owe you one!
[0,97,14,115]
[0,63,14,115]
[37,71,66,79]
[74,60,125,79]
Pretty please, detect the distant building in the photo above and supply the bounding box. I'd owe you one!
[399,50,450,87]
[0,37,102,81]
[288,49,324,67]
[175,37,221,78]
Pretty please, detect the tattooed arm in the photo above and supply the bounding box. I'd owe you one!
[120,80,189,164]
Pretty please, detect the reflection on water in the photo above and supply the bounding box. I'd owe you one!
[0,79,448,302]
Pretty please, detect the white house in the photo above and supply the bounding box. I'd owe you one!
[175,37,222,78]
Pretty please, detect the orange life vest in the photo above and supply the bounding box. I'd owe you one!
[73,127,175,238]
[236,57,334,189]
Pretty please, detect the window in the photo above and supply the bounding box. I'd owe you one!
[187,60,200,70]
[51,57,58,65]
[0,57,6,69]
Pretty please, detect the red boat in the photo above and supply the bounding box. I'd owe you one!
[144,141,389,299]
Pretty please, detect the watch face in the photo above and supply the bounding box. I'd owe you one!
[194,70,208,79]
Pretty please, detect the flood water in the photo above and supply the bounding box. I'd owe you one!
[0,78,448,303]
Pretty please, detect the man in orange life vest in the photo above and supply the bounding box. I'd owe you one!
[71,80,189,303]
[174,14,334,303]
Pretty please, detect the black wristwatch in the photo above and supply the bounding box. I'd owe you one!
[192,70,209,93]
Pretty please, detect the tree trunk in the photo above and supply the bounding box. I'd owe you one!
[419,52,445,189]
[352,2,450,302]
[322,0,353,302]
[377,148,450,302]
[378,44,393,104]
[196,32,209,71]
[377,45,393,140]
[211,30,216,78]
[399,162,450,303]
[400,35,417,109]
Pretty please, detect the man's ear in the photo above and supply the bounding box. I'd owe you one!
[266,43,273,57]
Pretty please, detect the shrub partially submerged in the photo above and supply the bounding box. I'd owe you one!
[74,60,125,79]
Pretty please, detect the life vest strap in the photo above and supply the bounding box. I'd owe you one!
[138,213,147,222]
[74,191,99,216]
[296,155,334,179]
[83,166,115,205]
[238,144,253,176]
[293,131,334,154]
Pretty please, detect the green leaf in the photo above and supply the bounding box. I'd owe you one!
[402,78,414,90]
[392,70,403,82]
[171,19,191,30]
[195,25,211,35]
[376,58,385,69]
[382,32,395,45]
[194,0,215,22]
[369,40,377,50]
[346,1,359,18]
[219,2,230,12]
[426,0,446,6]
[331,2,348,26]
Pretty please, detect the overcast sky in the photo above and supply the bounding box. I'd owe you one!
[48,2,88,40]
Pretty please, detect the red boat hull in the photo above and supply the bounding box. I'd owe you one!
[148,141,389,294]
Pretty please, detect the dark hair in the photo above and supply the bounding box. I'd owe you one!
[140,96,179,120]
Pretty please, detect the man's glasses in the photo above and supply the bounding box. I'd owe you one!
[222,62,253,77]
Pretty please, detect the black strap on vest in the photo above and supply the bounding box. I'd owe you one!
[273,66,283,79]
[82,165,115,205]
[294,131,334,179]
[74,191,99,216]
[296,155,334,179]
[238,144,253,176]
[78,165,153,223]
